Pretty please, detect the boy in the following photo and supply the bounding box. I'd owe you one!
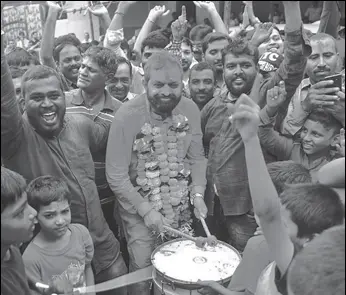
[1,167,37,295]
[227,161,312,295]
[259,81,343,181]
[231,94,344,295]
[23,176,95,295]
[287,225,345,295]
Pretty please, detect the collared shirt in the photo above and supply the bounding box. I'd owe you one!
[1,56,119,275]
[59,70,78,92]
[65,88,122,199]
[282,70,345,136]
[259,107,338,182]
[106,94,207,218]
[122,92,137,103]
[201,91,252,216]
[104,28,182,95]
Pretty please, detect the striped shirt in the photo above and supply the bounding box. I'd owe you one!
[65,88,122,199]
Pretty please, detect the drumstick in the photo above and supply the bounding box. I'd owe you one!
[163,225,198,242]
[200,218,211,237]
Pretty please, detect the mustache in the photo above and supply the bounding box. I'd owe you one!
[314,67,330,73]
[68,64,80,71]
[231,74,247,81]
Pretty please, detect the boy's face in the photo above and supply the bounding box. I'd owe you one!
[300,119,338,155]
[37,200,71,239]
[1,192,37,245]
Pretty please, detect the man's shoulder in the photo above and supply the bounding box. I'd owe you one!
[114,94,147,119]
[65,89,81,107]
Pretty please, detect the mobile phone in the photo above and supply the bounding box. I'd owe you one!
[323,74,342,89]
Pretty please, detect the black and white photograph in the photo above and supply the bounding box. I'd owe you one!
[1,1,345,295]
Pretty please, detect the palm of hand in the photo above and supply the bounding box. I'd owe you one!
[149,6,169,20]
[253,24,272,44]
[193,1,216,11]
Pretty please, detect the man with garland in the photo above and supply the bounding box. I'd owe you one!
[106,51,208,295]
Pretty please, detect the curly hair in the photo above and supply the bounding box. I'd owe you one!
[141,31,170,53]
[222,37,259,65]
[83,46,118,75]
[53,34,82,62]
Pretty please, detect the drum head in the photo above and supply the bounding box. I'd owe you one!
[151,238,241,288]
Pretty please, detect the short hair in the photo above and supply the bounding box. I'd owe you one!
[10,66,26,79]
[90,40,99,46]
[267,161,312,194]
[120,39,131,58]
[189,61,216,83]
[222,37,259,65]
[280,184,345,239]
[141,31,170,53]
[83,46,118,75]
[18,31,25,37]
[189,25,213,42]
[116,56,133,78]
[310,33,338,53]
[287,225,345,295]
[53,34,82,62]
[27,50,40,65]
[26,176,71,212]
[6,47,34,68]
[21,65,64,98]
[143,51,182,84]
[1,167,27,213]
[306,109,343,134]
[182,37,193,50]
[202,32,230,54]
[80,43,91,53]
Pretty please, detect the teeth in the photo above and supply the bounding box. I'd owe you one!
[43,112,55,116]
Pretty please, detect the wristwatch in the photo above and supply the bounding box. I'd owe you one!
[190,193,204,206]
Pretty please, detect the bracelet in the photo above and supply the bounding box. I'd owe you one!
[115,11,125,16]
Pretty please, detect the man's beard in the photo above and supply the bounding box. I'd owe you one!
[147,93,181,115]
[225,74,255,97]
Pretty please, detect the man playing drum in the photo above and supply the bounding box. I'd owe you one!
[106,50,208,295]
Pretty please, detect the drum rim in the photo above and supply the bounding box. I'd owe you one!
[151,238,242,289]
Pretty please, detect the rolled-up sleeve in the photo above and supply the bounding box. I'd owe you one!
[259,107,294,161]
[106,116,152,218]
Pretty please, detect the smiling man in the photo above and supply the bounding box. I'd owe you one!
[1,31,126,295]
[283,33,345,136]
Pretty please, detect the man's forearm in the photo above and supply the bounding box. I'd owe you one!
[134,18,156,55]
[40,9,59,67]
[99,14,112,36]
[208,7,228,35]
[318,1,340,38]
[283,1,302,33]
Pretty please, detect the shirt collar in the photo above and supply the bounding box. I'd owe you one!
[70,88,118,112]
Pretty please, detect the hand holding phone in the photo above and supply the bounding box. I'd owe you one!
[323,74,342,90]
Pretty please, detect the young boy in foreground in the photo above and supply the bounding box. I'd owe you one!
[23,176,95,295]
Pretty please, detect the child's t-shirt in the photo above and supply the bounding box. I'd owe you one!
[23,223,94,289]
[1,246,31,295]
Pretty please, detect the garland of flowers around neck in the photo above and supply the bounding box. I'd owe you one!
[133,114,194,243]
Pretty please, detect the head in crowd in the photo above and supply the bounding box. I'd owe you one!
[305,33,340,84]
[301,109,342,156]
[287,225,345,295]
[222,38,259,97]
[267,161,312,195]
[141,31,170,68]
[6,47,38,71]
[84,32,90,41]
[18,31,26,40]
[53,34,82,83]
[106,56,132,102]
[143,51,183,117]
[171,11,178,20]
[26,176,72,240]
[77,46,118,94]
[1,167,37,246]
[90,40,99,47]
[257,25,284,57]
[21,65,66,138]
[80,42,91,53]
[279,183,344,247]
[181,37,194,72]
[202,32,230,76]
[189,62,216,110]
[6,38,16,52]
[189,25,213,62]
[120,39,131,60]
[10,66,26,114]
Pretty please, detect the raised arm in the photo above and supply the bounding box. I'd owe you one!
[1,30,25,160]
[193,1,228,35]
[230,94,294,276]
[88,3,112,36]
[39,1,61,69]
[259,82,295,160]
[258,1,310,109]
[318,1,341,38]
[133,5,170,56]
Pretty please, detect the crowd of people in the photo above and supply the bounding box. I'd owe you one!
[1,1,345,295]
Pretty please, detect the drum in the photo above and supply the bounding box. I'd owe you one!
[151,239,241,295]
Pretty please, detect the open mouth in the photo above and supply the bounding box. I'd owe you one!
[233,78,245,85]
[71,68,79,74]
[42,112,57,124]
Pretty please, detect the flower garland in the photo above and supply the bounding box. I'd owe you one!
[133,114,194,241]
